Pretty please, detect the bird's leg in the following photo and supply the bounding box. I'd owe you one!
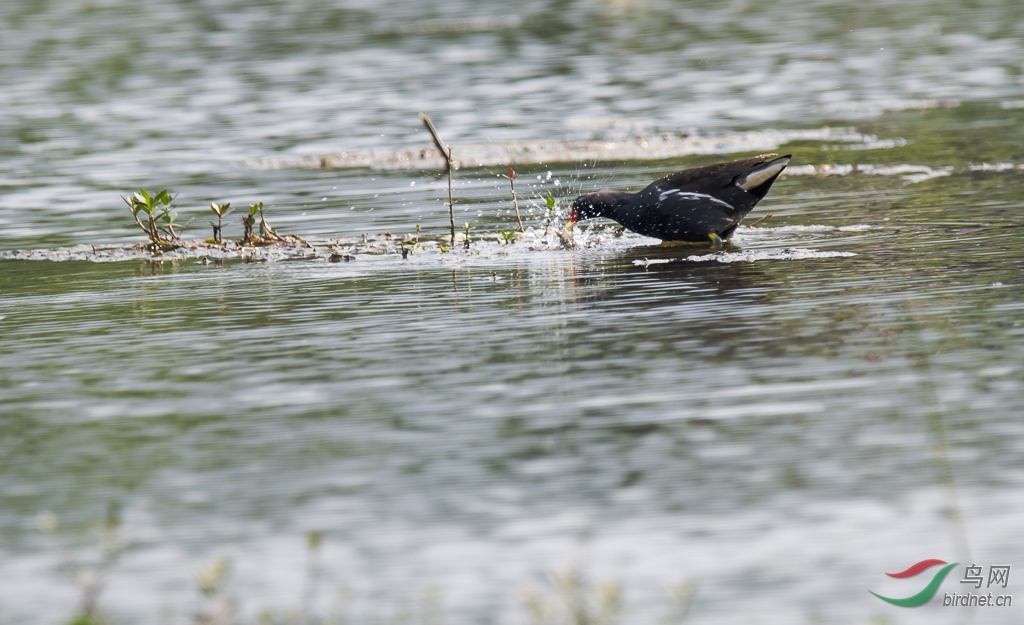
[708,232,724,249]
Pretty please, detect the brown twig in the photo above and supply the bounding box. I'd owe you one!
[747,213,774,227]
[419,112,455,248]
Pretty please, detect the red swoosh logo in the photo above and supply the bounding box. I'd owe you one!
[886,559,948,578]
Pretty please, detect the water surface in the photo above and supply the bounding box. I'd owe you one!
[2,2,1024,624]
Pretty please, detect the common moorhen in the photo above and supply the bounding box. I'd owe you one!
[566,153,791,244]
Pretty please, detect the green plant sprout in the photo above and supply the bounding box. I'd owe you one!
[438,241,451,254]
[208,202,232,244]
[463,222,472,250]
[545,194,557,234]
[123,188,181,245]
[241,204,258,243]
[500,229,519,245]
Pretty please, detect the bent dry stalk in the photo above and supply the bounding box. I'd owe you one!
[418,112,455,248]
[747,212,774,227]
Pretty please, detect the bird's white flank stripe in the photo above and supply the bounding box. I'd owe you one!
[658,189,734,209]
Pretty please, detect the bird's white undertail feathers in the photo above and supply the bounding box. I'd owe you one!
[737,156,791,190]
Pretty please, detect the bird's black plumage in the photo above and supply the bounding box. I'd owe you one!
[567,154,791,242]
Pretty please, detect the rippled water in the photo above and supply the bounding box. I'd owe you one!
[2,1,1024,624]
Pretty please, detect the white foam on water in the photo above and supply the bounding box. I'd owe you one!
[739,224,873,234]
[969,162,1024,171]
[244,127,905,171]
[820,98,959,115]
[784,163,953,183]
[634,248,856,266]
[1,217,875,267]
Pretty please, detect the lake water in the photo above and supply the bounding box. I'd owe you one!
[2,1,1024,624]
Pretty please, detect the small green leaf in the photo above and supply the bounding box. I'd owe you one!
[546,195,555,209]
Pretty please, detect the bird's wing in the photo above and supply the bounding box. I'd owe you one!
[642,154,779,194]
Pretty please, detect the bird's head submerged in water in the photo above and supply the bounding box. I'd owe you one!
[566,191,631,228]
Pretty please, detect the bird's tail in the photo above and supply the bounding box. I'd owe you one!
[737,154,792,198]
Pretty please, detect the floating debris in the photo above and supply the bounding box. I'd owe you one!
[0,238,326,264]
[243,127,902,171]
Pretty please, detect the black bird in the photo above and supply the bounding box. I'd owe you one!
[566,153,791,244]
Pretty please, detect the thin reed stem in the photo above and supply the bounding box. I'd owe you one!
[509,168,524,233]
